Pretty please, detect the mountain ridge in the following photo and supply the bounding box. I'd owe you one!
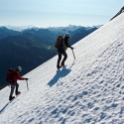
[0,25,99,89]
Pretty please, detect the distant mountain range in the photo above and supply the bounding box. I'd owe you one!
[0,25,101,89]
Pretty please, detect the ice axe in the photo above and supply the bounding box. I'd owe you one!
[72,49,76,60]
[26,80,29,90]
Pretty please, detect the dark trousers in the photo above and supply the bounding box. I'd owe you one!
[57,51,67,67]
[10,83,19,97]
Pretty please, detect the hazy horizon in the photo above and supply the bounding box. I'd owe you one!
[0,24,102,31]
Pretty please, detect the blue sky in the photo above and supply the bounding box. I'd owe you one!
[0,0,123,28]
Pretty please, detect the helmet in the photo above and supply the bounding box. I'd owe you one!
[65,33,70,38]
[17,66,22,72]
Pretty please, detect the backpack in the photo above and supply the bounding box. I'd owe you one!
[55,35,63,48]
[55,39,61,48]
[6,68,15,83]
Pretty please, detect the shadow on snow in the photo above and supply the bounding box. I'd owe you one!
[0,102,9,114]
[48,66,71,87]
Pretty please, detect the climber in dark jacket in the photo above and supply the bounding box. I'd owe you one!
[56,33,73,69]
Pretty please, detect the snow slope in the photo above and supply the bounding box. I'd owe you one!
[0,13,124,124]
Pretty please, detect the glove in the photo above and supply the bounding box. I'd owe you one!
[25,78,28,80]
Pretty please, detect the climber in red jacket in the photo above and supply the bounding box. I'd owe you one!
[8,66,28,101]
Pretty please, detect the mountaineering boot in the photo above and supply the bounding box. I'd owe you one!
[9,95,15,101]
[16,91,21,96]
[61,62,65,67]
[57,65,61,70]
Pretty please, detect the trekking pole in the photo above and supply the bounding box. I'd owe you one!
[72,49,76,60]
[26,80,29,90]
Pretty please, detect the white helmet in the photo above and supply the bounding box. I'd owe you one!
[65,33,70,38]
[17,66,22,72]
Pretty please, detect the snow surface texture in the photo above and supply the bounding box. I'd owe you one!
[0,13,124,124]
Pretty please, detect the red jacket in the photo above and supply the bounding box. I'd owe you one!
[12,71,25,83]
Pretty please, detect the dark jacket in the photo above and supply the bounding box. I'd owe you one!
[57,37,72,53]
[64,37,71,48]
[57,39,65,53]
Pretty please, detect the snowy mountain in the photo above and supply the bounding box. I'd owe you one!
[0,13,124,124]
